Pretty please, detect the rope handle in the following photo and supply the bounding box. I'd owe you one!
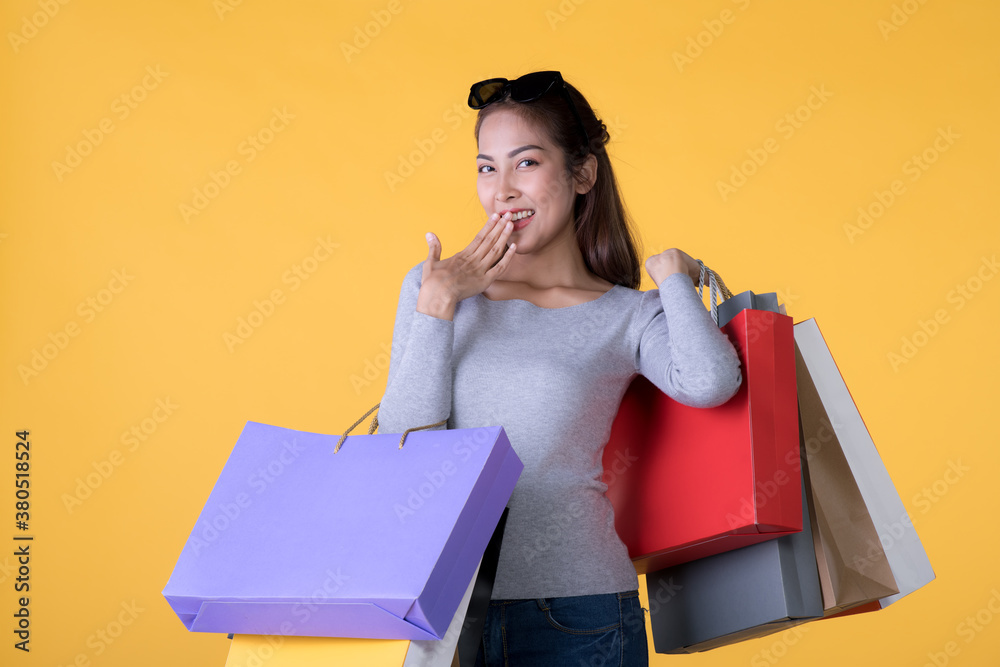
[696,260,734,326]
[334,403,448,453]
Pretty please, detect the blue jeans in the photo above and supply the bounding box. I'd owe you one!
[474,590,648,667]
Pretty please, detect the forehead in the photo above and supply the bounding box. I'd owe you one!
[477,109,552,151]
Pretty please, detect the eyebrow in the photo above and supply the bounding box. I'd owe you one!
[476,144,546,161]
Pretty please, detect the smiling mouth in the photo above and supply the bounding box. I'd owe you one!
[509,209,534,220]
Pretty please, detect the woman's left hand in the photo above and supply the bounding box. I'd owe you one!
[645,248,701,288]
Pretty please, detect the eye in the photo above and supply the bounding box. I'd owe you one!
[477,164,494,174]
[517,158,537,168]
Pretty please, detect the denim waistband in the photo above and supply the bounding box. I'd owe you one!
[489,589,640,607]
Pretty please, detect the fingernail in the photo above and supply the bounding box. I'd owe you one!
[425,233,433,242]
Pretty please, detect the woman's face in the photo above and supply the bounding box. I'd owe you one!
[476,109,585,256]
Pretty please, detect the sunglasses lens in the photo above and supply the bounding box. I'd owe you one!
[509,71,559,102]
[469,79,508,109]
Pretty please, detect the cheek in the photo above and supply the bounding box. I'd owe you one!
[476,181,490,208]
[532,178,561,209]
[536,185,571,216]
[540,172,574,207]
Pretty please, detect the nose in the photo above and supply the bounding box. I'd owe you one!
[494,168,518,203]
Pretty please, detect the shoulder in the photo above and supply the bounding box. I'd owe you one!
[594,284,663,340]
[609,283,662,317]
[614,274,702,331]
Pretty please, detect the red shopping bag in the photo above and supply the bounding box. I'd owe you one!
[604,301,800,574]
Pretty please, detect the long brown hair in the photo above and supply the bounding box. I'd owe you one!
[473,75,642,289]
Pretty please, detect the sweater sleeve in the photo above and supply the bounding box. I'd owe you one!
[376,261,455,435]
[632,272,743,408]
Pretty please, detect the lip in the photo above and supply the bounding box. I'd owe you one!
[499,208,535,231]
[511,211,534,231]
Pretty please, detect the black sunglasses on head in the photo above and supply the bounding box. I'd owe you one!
[468,71,591,151]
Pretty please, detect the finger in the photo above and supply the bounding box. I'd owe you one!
[476,221,513,270]
[465,213,503,253]
[487,242,517,278]
[684,254,702,283]
[471,212,512,262]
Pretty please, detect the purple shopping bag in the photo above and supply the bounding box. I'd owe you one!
[163,418,522,640]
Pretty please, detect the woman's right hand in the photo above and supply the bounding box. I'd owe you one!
[416,212,517,320]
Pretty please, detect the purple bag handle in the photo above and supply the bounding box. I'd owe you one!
[334,403,448,453]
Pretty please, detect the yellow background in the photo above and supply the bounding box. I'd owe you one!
[2,0,998,664]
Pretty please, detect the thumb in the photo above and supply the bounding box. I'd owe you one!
[425,232,441,262]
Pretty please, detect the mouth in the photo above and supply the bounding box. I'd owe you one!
[505,209,535,230]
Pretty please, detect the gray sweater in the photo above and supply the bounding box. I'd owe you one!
[377,261,743,599]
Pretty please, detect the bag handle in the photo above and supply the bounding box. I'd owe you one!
[696,260,734,326]
[334,403,449,453]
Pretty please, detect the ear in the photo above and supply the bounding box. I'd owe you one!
[574,154,598,195]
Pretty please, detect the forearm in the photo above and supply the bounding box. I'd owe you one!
[377,312,454,433]
[376,264,456,434]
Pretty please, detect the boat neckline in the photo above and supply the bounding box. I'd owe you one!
[475,283,622,311]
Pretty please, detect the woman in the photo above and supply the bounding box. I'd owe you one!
[377,71,742,666]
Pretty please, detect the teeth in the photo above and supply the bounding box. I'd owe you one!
[511,210,534,220]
